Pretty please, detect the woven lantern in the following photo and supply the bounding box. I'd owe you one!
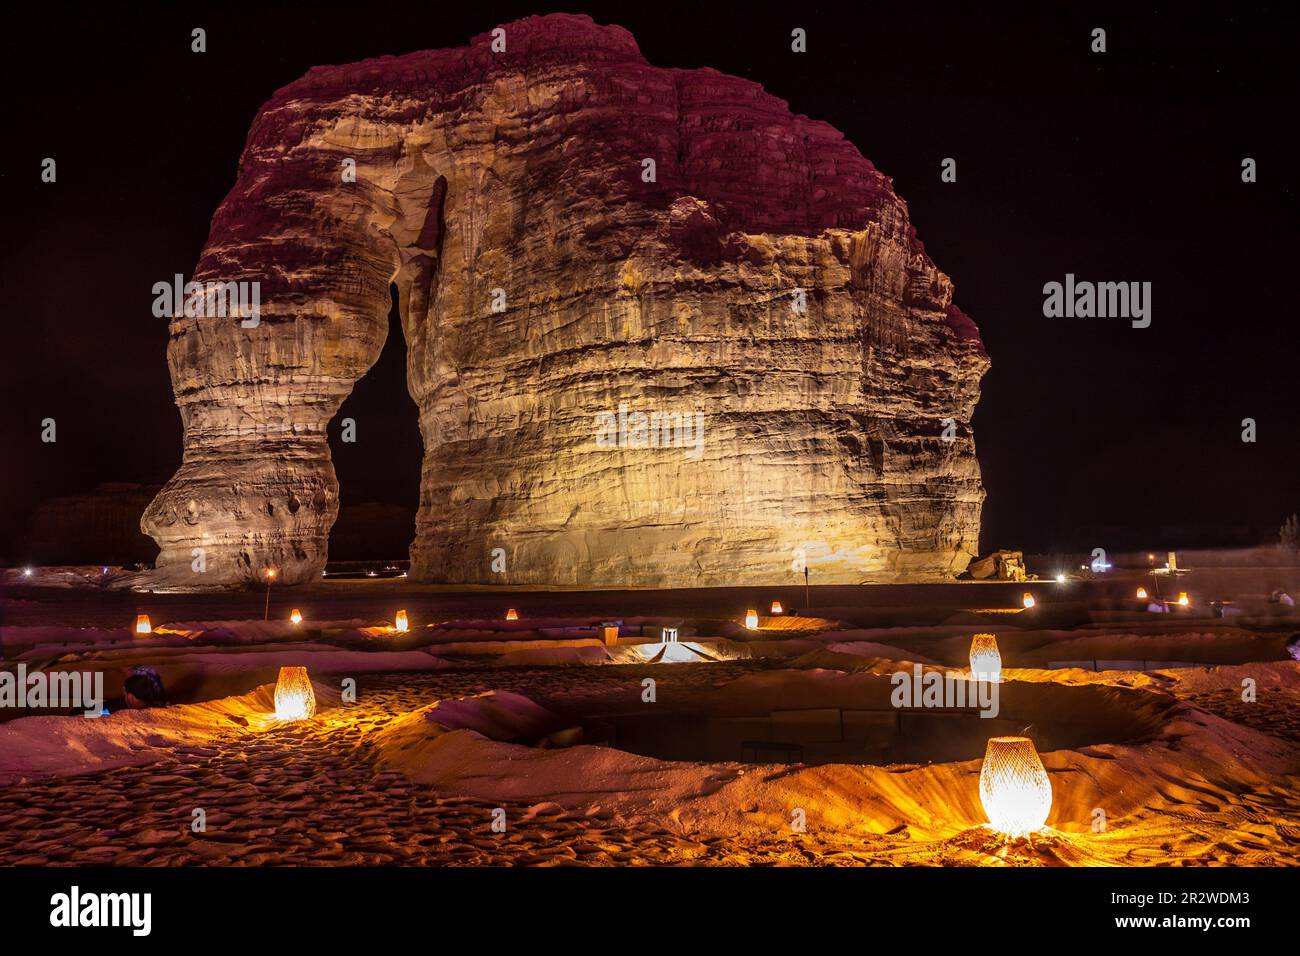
[969,633,1001,682]
[770,601,784,615]
[979,736,1052,837]
[744,609,759,630]
[505,608,519,621]
[289,608,303,625]
[1022,592,1036,609]
[394,609,409,632]
[274,666,316,722]
[134,614,152,635]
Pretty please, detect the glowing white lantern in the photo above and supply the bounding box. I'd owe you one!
[1022,592,1035,609]
[134,614,153,635]
[969,633,1001,682]
[394,609,409,632]
[505,608,519,621]
[289,608,303,625]
[979,736,1052,837]
[274,666,316,722]
[770,601,784,614]
[1135,587,1147,600]
[744,609,759,630]
[1177,592,1190,607]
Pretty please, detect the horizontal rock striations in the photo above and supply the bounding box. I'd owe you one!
[141,13,988,589]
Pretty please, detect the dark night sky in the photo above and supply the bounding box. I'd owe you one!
[1,3,1296,565]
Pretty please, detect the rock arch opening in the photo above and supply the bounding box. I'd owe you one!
[327,284,423,566]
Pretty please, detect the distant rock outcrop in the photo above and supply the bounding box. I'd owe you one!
[141,13,988,589]
[27,483,160,566]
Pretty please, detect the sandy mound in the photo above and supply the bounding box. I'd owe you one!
[371,665,1300,857]
[0,679,338,785]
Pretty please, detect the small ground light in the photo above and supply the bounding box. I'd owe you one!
[290,608,303,625]
[394,609,409,632]
[969,633,1001,682]
[744,609,759,629]
[1136,586,1148,600]
[505,608,519,621]
[134,614,152,635]
[1022,592,1035,609]
[1055,573,1065,583]
[770,600,784,614]
[979,736,1053,838]
[1178,592,1190,606]
[23,567,32,577]
[273,666,316,721]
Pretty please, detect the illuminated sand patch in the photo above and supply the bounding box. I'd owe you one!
[373,665,1300,864]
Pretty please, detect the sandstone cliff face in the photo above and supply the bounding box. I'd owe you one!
[141,13,988,589]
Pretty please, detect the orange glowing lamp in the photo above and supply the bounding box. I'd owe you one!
[505,608,519,621]
[290,608,303,625]
[1177,592,1190,606]
[744,609,759,629]
[1135,587,1148,600]
[770,601,784,615]
[134,614,152,635]
[394,609,409,632]
[979,736,1052,838]
[1022,592,1035,609]
[273,666,316,722]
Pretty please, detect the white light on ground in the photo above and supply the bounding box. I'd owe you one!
[969,633,1001,682]
[979,736,1052,837]
[274,666,316,722]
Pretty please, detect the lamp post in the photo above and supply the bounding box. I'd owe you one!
[263,567,277,621]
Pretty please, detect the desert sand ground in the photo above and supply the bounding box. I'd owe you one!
[1,574,1297,866]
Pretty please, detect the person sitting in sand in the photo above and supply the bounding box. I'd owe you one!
[106,666,167,711]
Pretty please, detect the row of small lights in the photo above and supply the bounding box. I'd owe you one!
[134,587,1194,638]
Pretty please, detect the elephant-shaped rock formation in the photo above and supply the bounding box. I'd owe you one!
[142,13,988,589]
